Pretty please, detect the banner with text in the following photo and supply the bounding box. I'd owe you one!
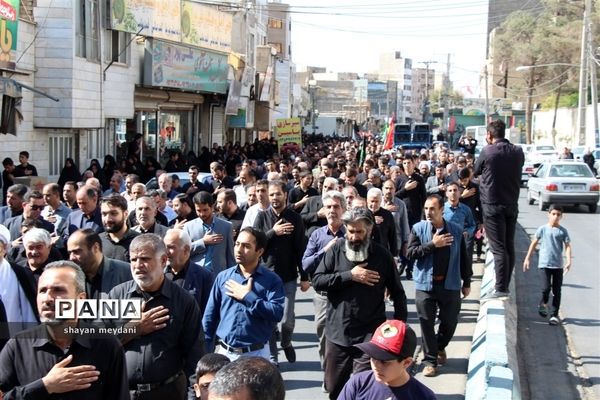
[276,118,302,153]
[181,1,232,53]
[0,0,19,70]
[144,40,229,94]
[111,0,181,42]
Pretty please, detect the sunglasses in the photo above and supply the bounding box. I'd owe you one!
[29,205,45,211]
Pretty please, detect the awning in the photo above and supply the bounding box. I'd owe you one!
[0,77,22,98]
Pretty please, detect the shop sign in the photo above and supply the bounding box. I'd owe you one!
[0,0,19,70]
[275,117,302,153]
[111,0,181,42]
[144,39,229,94]
[181,1,232,53]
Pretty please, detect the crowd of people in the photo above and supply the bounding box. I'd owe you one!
[0,120,528,399]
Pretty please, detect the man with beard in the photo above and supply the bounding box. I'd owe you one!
[301,190,346,380]
[20,228,62,288]
[407,195,471,377]
[381,179,410,263]
[254,181,309,365]
[170,193,197,228]
[108,234,203,400]
[300,177,339,239]
[99,195,139,262]
[203,228,284,361]
[426,165,448,199]
[241,180,270,229]
[67,228,132,299]
[215,189,245,241]
[312,207,408,400]
[132,196,169,237]
[62,181,79,210]
[288,170,319,211]
[0,184,28,224]
[0,261,129,399]
[5,191,54,242]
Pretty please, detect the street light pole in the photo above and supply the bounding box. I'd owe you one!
[577,0,591,146]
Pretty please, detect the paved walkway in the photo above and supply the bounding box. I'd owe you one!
[278,261,484,400]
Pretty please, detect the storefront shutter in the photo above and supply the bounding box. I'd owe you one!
[211,105,225,146]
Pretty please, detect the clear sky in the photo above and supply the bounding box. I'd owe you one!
[286,0,493,96]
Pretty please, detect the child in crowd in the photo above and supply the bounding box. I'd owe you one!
[193,353,231,399]
[523,205,572,325]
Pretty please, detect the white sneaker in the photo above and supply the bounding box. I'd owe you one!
[549,316,560,325]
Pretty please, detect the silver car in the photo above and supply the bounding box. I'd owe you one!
[527,161,599,213]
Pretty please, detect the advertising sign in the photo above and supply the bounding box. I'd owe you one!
[275,117,302,153]
[144,40,229,94]
[0,0,19,69]
[181,1,232,53]
[111,0,181,42]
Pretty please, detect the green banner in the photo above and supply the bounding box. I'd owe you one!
[0,0,19,67]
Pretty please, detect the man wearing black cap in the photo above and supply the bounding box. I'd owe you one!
[339,320,436,400]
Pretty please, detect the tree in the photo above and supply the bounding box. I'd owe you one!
[428,89,464,113]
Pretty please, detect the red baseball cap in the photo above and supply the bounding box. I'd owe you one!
[355,320,417,361]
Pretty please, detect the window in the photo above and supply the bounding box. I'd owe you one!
[86,128,107,160]
[269,42,282,54]
[268,18,282,29]
[49,134,74,178]
[76,0,100,61]
[108,30,129,64]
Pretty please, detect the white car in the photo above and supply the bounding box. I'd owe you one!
[527,161,599,213]
[528,144,558,165]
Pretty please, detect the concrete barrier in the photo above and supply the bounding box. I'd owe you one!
[465,250,521,400]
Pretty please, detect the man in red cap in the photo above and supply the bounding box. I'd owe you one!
[338,320,436,400]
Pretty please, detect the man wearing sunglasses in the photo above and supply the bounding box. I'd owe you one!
[4,191,54,243]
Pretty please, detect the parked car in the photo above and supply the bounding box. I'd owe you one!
[528,144,558,165]
[527,161,599,213]
[516,143,533,156]
[521,160,536,186]
[145,171,211,191]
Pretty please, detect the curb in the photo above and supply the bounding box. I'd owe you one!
[465,250,521,400]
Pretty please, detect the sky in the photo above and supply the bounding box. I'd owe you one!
[285,0,495,96]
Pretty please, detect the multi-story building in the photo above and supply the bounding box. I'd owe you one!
[378,51,413,122]
[411,67,435,122]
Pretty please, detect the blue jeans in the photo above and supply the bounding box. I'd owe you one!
[269,280,297,361]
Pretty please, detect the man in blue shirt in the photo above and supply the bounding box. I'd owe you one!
[302,190,347,375]
[202,227,285,362]
[443,182,476,272]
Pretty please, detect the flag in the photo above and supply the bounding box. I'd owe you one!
[383,112,396,150]
[359,132,368,167]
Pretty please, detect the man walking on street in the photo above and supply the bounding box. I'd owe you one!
[474,120,524,300]
[407,195,471,377]
[254,180,309,365]
[313,207,408,399]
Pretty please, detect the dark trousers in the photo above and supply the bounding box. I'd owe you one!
[415,285,462,367]
[129,373,187,400]
[541,268,563,315]
[482,204,518,292]
[324,339,371,400]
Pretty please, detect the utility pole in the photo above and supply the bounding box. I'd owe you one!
[484,64,489,127]
[442,53,451,135]
[577,0,591,146]
[419,60,437,122]
[589,23,599,147]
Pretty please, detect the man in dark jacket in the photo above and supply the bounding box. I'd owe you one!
[474,120,524,300]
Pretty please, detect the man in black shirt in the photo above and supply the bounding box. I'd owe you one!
[108,234,203,400]
[215,189,245,241]
[312,207,407,400]
[13,151,38,177]
[406,195,471,377]
[67,228,132,299]
[474,120,524,300]
[288,170,318,211]
[366,187,398,256]
[0,260,129,399]
[254,180,309,365]
[1,158,15,207]
[99,195,139,262]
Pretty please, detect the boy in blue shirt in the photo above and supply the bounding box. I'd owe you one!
[523,205,572,325]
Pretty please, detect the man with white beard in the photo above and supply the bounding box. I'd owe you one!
[312,207,408,400]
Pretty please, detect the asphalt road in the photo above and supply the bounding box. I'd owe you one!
[516,187,600,399]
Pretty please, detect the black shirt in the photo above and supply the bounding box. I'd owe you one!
[254,207,308,283]
[395,172,427,227]
[431,225,450,278]
[372,207,398,256]
[86,264,104,300]
[459,180,482,224]
[218,207,246,240]
[312,239,408,346]
[99,229,140,262]
[474,139,524,205]
[0,323,129,399]
[288,186,319,207]
[13,163,38,177]
[107,278,203,386]
[165,263,188,287]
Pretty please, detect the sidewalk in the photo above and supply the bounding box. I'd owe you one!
[279,261,484,400]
